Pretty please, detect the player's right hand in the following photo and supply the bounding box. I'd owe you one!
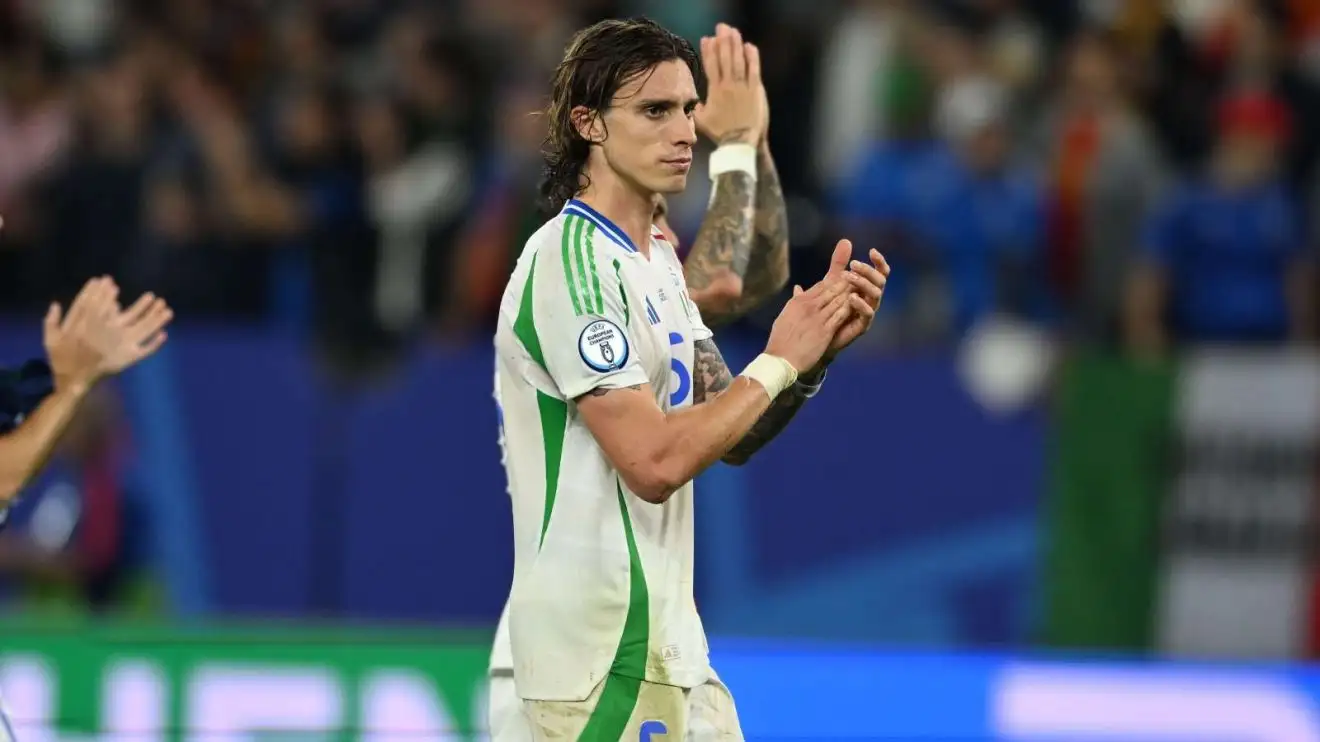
[695,23,765,146]
[764,275,852,373]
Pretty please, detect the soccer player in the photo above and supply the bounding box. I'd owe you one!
[487,21,794,737]
[492,18,887,739]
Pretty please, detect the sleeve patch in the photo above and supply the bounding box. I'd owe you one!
[578,319,630,372]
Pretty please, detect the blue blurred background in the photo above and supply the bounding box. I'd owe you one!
[5,0,1320,738]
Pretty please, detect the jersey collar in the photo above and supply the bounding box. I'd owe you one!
[562,199,639,254]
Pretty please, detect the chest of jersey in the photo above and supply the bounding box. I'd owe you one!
[618,250,699,411]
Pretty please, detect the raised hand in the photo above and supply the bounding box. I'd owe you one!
[43,277,174,393]
[43,277,121,392]
[694,23,766,145]
[764,274,852,373]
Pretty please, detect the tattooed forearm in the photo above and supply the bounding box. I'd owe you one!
[684,171,756,295]
[722,387,807,466]
[745,146,790,303]
[692,339,734,404]
[690,338,817,465]
[693,147,792,327]
[725,363,825,465]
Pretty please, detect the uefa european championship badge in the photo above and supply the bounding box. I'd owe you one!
[579,319,629,373]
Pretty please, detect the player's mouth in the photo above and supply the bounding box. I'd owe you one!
[661,156,692,172]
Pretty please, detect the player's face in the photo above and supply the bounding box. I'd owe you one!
[599,60,699,196]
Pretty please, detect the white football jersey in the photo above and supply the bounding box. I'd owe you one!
[493,199,713,701]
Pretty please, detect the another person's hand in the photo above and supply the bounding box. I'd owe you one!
[694,23,765,145]
[98,291,173,374]
[44,277,120,392]
[43,278,174,392]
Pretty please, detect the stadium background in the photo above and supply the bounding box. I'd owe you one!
[2,0,1320,738]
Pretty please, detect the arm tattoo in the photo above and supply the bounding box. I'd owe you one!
[723,385,809,466]
[689,148,792,327]
[692,339,734,404]
[684,171,756,295]
[691,338,816,466]
[743,147,791,307]
[586,384,642,397]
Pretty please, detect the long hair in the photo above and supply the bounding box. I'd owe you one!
[540,18,699,212]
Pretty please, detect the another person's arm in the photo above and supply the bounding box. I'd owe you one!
[0,278,172,504]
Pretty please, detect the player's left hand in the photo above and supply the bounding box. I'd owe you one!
[820,240,888,364]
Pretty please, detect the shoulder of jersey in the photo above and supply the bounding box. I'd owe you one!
[650,226,680,260]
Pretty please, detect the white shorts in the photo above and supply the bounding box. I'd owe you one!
[488,671,743,741]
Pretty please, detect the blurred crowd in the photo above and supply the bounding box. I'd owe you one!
[1,0,1320,368]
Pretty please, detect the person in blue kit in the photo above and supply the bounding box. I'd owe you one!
[1126,91,1315,352]
[836,74,1044,344]
[0,276,172,526]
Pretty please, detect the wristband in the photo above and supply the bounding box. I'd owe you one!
[708,143,758,183]
[794,368,827,399]
[740,354,798,399]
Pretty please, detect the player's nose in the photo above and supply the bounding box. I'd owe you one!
[671,115,697,147]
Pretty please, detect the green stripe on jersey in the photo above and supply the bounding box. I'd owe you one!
[513,253,546,372]
[572,219,593,315]
[561,216,584,316]
[577,481,650,740]
[611,480,649,679]
[613,259,629,327]
[536,392,568,549]
[585,223,604,313]
[510,250,568,550]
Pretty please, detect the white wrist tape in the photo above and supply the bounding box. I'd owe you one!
[708,143,758,183]
[741,354,798,399]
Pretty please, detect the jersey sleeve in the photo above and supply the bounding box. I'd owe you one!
[532,226,650,400]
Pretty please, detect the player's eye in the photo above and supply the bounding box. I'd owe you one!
[645,105,667,119]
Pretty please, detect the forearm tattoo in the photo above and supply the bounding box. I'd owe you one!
[743,148,790,307]
[691,338,811,465]
[684,171,756,294]
[688,149,792,327]
[692,338,734,404]
[723,384,809,466]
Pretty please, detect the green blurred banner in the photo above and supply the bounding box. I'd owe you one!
[0,621,491,740]
[1044,348,1320,659]
[1043,351,1175,651]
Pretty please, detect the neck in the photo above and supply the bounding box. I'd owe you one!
[576,168,654,258]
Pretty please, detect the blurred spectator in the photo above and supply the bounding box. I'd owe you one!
[1030,30,1166,346]
[1125,91,1314,353]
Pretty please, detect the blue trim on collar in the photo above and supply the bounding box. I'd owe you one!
[563,199,638,253]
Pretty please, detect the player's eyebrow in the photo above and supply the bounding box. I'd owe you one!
[636,97,700,110]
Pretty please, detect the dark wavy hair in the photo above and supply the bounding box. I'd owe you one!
[540,18,700,212]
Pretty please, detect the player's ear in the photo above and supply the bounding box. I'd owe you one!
[571,105,605,144]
